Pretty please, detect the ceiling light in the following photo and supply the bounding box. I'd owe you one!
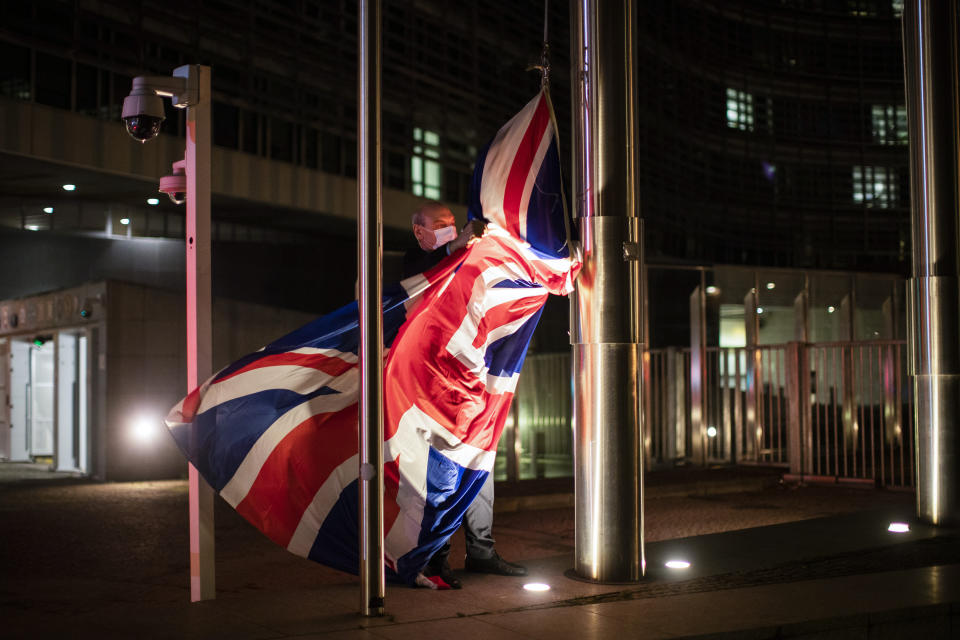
[827,306,836,314]
[705,285,719,295]
[120,218,130,225]
[25,225,40,231]
[147,197,160,206]
[43,206,54,214]
[62,184,76,191]
[707,426,718,438]
[756,307,764,314]
[766,282,775,290]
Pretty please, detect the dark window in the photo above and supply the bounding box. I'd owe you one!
[108,73,130,121]
[0,41,31,100]
[321,131,342,174]
[241,110,259,154]
[444,168,465,204]
[344,138,357,177]
[75,64,99,115]
[270,118,293,162]
[35,52,71,109]
[386,151,405,190]
[213,102,239,149]
[304,128,318,169]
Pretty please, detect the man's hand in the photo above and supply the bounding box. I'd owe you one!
[448,219,487,253]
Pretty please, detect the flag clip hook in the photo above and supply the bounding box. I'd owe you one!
[526,0,550,90]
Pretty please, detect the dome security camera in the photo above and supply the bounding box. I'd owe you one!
[122,90,166,143]
[160,159,188,205]
[120,74,190,143]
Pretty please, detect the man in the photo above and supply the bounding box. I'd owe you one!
[402,200,528,589]
[403,200,485,277]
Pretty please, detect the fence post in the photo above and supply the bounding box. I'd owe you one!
[665,346,683,461]
[690,285,706,465]
[744,289,759,461]
[505,398,520,483]
[785,342,807,476]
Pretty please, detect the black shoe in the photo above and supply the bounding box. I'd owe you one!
[423,560,462,589]
[464,552,527,576]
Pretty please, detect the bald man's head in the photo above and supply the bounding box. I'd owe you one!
[412,201,454,228]
[412,201,456,251]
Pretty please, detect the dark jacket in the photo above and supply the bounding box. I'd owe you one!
[401,245,449,280]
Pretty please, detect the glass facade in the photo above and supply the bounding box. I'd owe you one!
[637,0,909,271]
[0,0,567,207]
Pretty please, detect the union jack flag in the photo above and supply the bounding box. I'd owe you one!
[165,89,579,585]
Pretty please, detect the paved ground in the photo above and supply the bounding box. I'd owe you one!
[0,467,957,638]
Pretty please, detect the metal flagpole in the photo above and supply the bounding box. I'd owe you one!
[358,0,385,616]
[902,0,960,527]
[180,63,216,601]
[570,0,645,583]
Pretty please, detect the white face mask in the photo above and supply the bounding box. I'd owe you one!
[430,225,457,249]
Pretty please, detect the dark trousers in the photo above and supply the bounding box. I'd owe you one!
[429,472,495,567]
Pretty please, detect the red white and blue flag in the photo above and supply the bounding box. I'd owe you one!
[165,89,579,585]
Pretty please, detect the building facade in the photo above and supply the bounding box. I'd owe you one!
[636,0,909,270]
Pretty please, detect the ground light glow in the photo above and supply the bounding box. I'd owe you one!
[130,416,159,445]
[523,583,550,592]
[888,522,910,533]
[665,560,691,569]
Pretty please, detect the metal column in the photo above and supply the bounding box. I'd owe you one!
[180,64,215,603]
[903,0,960,526]
[357,0,385,616]
[570,0,644,583]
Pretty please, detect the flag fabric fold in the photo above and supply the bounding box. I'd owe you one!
[165,89,579,585]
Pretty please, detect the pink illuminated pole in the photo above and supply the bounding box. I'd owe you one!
[124,64,215,601]
[180,64,216,602]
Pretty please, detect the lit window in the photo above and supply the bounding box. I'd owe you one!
[411,127,441,199]
[871,105,907,145]
[853,166,898,208]
[726,88,754,132]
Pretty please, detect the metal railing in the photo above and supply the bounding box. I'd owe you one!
[503,340,914,489]
[497,353,573,481]
[802,341,913,488]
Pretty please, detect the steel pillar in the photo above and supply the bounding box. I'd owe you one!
[357,0,385,616]
[570,0,644,583]
[903,0,960,526]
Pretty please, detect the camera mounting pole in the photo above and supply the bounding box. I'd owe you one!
[177,64,216,603]
[124,64,216,602]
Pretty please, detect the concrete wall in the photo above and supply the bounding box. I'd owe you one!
[104,281,315,481]
[0,227,356,314]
